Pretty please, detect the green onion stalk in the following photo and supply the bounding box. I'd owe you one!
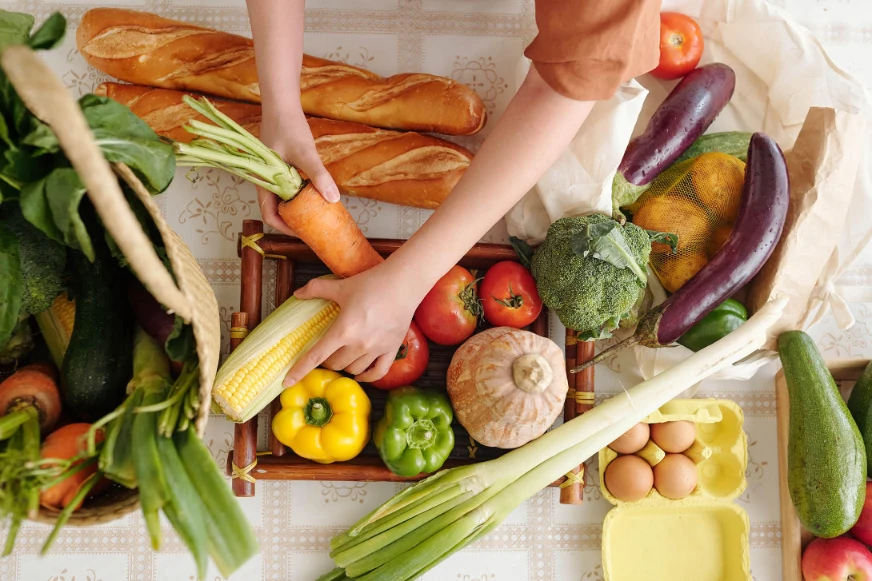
[173,95,306,200]
[317,296,788,581]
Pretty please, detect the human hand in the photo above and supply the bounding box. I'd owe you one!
[257,104,341,235]
[282,266,421,387]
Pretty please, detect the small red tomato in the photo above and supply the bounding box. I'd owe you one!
[480,261,543,328]
[371,322,430,390]
[414,265,479,346]
[651,12,704,80]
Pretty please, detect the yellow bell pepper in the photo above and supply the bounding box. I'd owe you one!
[272,368,371,464]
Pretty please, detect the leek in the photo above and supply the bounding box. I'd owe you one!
[319,295,788,581]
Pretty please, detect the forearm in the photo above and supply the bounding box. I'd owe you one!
[246,0,305,113]
[383,66,594,297]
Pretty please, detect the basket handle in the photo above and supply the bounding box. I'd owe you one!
[0,45,192,321]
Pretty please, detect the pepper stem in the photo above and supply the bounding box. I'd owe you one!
[407,419,437,450]
[305,398,334,427]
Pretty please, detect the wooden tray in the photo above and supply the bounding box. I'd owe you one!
[225,220,596,505]
[776,358,870,581]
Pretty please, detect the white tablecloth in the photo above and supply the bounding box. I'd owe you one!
[4,1,872,580]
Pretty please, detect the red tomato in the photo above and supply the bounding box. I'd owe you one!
[651,12,704,80]
[480,261,543,328]
[414,265,479,346]
[371,322,430,390]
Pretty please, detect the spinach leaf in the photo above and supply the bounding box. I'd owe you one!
[646,230,679,254]
[0,10,35,49]
[21,121,59,154]
[0,224,23,347]
[166,317,196,363]
[571,220,647,286]
[27,12,65,50]
[19,168,94,261]
[79,95,176,193]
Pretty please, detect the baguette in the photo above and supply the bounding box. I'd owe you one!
[78,8,486,136]
[96,83,472,210]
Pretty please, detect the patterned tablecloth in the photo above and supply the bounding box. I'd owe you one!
[2,0,871,580]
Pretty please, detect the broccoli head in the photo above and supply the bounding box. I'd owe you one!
[531,214,651,338]
[1,208,67,316]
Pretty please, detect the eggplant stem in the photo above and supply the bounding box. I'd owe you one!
[570,336,640,373]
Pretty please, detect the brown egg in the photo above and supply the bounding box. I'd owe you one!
[650,421,696,453]
[653,454,698,500]
[608,422,651,454]
[603,455,654,502]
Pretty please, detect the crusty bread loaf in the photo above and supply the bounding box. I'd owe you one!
[79,8,486,136]
[96,83,472,210]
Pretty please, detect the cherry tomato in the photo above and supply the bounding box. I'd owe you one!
[480,261,543,328]
[414,265,479,346]
[651,12,704,80]
[371,322,430,390]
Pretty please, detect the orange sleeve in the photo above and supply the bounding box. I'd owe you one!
[525,0,662,101]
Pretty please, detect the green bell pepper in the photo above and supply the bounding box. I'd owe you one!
[373,386,455,477]
[678,298,748,352]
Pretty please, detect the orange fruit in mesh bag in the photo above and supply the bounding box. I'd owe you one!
[631,193,713,254]
[707,223,733,257]
[689,152,745,222]
[654,251,709,292]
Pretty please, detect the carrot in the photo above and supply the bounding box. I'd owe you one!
[39,423,107,511]
[277,183,384,278]
[0,363,61,433]
[174,96,385,279]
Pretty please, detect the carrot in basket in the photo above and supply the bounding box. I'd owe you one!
[174,96,383,278]
[39,423,108,511]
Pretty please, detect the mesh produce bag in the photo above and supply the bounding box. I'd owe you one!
[629,152,745,292]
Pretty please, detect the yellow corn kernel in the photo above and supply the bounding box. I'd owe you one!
[213,294,340,423]
[34,292,76,369]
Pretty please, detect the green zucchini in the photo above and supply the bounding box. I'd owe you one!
[60,231,133,421]
[675,131,752,164]
[778,331,866,538]
[847,360,872,478]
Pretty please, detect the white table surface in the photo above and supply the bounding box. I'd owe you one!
[3,1,872,580]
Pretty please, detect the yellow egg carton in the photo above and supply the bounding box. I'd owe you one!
[598,399,751,581]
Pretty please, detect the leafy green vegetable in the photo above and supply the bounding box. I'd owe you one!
[0,11,36,49]
[166,317,196,363]
[646,230,679,254]
[20,168,93,261]
[0,225,22,346]
[531,214,651,338]
[26,13,65,50]
[0,315,33,364]
[509,236,534,269]
[571,219,647,286]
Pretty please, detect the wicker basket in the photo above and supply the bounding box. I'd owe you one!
[2,47,220,525]
[225,220,598,505]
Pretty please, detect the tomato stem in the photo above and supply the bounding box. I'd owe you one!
[494,284,525,310]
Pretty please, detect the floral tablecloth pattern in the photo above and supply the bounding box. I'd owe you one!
[2,0,871,580]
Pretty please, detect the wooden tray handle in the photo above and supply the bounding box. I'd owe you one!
[560,334,595,504]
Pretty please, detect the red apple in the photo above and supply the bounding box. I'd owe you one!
[851,482,872,546]
[802,537,872,581]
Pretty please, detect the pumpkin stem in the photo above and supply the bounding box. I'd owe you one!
[512,354,553,394]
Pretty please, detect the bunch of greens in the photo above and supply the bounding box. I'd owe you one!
[523,214,676,340]
[0,9,175,353]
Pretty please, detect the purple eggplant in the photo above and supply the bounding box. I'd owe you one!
[578,132,789,372]
[612,63,737,214]
[127,278,175,345]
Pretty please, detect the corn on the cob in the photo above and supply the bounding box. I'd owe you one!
[34,293,75,369]
[213,294,340,422]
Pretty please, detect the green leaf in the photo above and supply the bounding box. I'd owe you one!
[78,95,176,193]
[21,121,59,154]
[0,11,35,50]
[509,236,535,269]
[0,225,23,347]
[165,316,196,363]
[646,230,679,254]
[19,169,94,260]
[570,219,647,286]
[27,13,66,50]
[2,146,47,184]
[0,113,12,148]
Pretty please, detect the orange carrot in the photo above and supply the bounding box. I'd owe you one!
[278,183,385,278]
[0,363,62,433]
[39,423,106,511]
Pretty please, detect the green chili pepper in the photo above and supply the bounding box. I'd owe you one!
[373,387,455,478]
[678,298,748,352]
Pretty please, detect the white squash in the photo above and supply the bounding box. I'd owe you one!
[447,327,568,449]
